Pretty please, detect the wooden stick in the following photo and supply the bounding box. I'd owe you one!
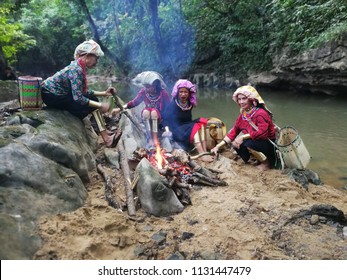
[96,164,121,210]
[192,172,228,186]
[118,139,136,216]
[189,152,213,160]
[189,160,214,178]
[110,90,144,134]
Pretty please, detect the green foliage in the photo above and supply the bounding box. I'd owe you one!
[184,0,273,75]
[16,0,86,75]
[0,0,36,64]
[184,0,347,75]
[267,0,347,54]
[3,0,347,78]
[76,0,195,77]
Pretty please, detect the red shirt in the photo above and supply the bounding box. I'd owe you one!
[226,107,275,141]
[127,88,170,113]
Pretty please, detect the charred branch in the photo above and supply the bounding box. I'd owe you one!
[97,164,121,210]
[191,172,227,187]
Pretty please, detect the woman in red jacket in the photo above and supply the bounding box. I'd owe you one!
[211,85,276,170]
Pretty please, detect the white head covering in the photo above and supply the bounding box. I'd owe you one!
[131,71,166,89]
[232,85,265,105]
[74,39,104,59]
[232,85,272,115]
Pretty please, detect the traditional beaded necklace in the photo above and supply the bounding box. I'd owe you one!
[242,106,257,120]
[175,98,192,111]
[145,91,161,108]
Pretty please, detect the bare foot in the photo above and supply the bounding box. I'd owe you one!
[200,155,214,162]
[256,160,270,171]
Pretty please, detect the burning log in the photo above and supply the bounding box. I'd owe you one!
[189,160,215,178]
[130,143,228,214]
[118,139,136,217]
[97,164,121,210]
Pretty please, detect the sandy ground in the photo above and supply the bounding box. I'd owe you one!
[33,143,347,260]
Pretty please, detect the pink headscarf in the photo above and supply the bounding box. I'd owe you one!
[171,79,197,106]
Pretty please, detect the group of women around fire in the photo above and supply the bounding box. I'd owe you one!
[41,40,277,171]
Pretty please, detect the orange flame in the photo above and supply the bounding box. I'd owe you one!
[155,145,163,169]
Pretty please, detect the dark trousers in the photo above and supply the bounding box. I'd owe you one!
[41,88,98,120]
[235,139,277,167]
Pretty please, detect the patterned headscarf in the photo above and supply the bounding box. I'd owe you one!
[171,79,197,106]
[232,85,265,105]
[232,85,272,116]
[74,40,104,59]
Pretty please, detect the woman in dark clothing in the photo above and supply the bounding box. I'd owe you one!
[163,79,213,162]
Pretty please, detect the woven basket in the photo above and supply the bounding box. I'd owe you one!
[277,126,311,169]
[205,117,227,149]
[18,76,43,110]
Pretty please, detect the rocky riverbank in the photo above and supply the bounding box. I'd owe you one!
[1,83,346,260]
[34,144,347,260]
[189,33,347,97]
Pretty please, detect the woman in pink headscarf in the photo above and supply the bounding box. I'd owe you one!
[163,79,213,162]
[211,85,276,170]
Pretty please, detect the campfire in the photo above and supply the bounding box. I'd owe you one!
[132,143,227,206]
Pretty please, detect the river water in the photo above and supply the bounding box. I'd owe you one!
[96,82,347,189]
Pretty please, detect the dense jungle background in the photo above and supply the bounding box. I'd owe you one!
[1,0,347,83]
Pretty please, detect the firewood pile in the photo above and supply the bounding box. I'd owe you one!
[131,147,228,206]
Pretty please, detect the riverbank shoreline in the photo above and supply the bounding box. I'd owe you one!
[33,139,347,260]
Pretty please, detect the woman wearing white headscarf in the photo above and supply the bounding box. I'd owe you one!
[41,40,121,148]
[112,71,170,148]
[211,85,276,170]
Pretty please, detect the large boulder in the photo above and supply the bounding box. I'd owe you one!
[0,109,96,259]
[135,158,184,217]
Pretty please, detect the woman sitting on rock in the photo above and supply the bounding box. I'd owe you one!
[163,79,213,162]
[211,85,277,170]
[112,71,170,148]
[40,39,121,148]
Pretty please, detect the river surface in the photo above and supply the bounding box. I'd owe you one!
[95,82,347,189]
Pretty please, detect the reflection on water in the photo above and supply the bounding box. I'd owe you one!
[194,88,347,189]
[104,82,347,189]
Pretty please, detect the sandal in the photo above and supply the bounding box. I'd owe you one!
[108,128,122,148]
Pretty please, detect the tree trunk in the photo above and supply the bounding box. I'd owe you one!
[76,0,129,76]
[149,0,176,75]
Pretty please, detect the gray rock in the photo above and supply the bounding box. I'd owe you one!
[0,109,96,259]
[135,158,184,216]
[310,215,320,225]
[167,251,185,260]
[343,227,347,237]
[104,148,120,168]
[151,231,167,245]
